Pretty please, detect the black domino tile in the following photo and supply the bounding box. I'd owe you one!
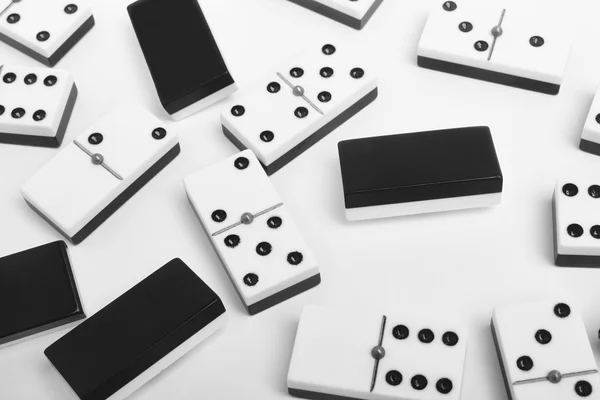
[289,388,364,400]
[224,87,378,176]
[579,139,600,157]
[45,258,226,400]
[0,241,85,347]
[128,0,235,116]
[186,194,321,315]
[418,56,560,95]
[552,196,600,268]
[25,143,180,244]
[0,83,78,148]
[0,16,95,67]
[286,0,384,30]
[338,126,503,209]
[490,320,514,400]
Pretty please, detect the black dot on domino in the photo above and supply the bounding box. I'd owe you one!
[567,224,583,238]
[517,356,534,371]
[243,273,259,287]
[44,75,58,86]
[260,130,274,143]
[37,31,50,42]
[411,375,428,390]
[11,108,24,119]
[267,82,281,93]
[211,209,227,223]
[320,67,334,78]
[459,22,473,32]
[7,13,19,24]
[294,107,309,119]
[575,380,593,397]
[589,185,600,198]
[64,4,78,14]
[591,226,600,239]
[267,216,282,229]
[392,325,409,340]
[474,41,489,52]
[88,133,103,145]
[535,329,552,345]
[231,105,245,117]
[418,329,434,343]
[386,370,402,386]
[224,234,240,248]
[24,74,37,85]
[443,1,457,11]
[3,73,16,83]
[318,91,331,103]
[234,157,249,170]
[436,378,453,394]
[322,44,336,55]
[290,67,304,78]
[442,331,459,346]
[256,242,272,256]
[563,183,578,197]
[530,36,544,47]
[554,303,571,318]
[287,251,303,265]
[350,68,364,79]
[33,110,46,121]
[0,106,4,116]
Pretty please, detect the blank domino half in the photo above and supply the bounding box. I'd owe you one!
[288,305,468,400]
[418,1,570,94]
[184,150,320,315]
[337,127,503,221]
[45,258,227,400]
[0,0,94,66]
[285,0,384,30]
[0,65,77,147]
[21,105,180,244]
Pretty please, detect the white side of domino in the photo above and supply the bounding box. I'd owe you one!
[221,41,376,167]
[418,2,570,86]
[346,192,501,221]
[21,106,179,239]
[288,305,468,400]
[492,299,600,400]
[0,0,92,60]
[170,83,238,122]
[581,88,600,148]
[0,65,74,138]
[184,150,319,310]
[554,180,600,257]
[307,0,380,20]
[50,313,228,400]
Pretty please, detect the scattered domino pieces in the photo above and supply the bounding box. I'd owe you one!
[184,150,320,315]
[337,126,503,221]
[0,241,85,349]
[21,105,180,244]
[44,258,227,400]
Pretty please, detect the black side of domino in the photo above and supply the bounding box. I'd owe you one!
[24,143,180,244]
[127,0,235,117]
[0,83,78,148]
[44,258,226,400]
[289,388,362,400]
[223,87,379,176]
[0,241,85,347]
[417,57,560,95]
[338,126,503,209]
[286,0,384,30]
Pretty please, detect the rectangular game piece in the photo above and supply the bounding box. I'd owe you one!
[552,180,600,268]
[0,241,85,349]
[45,258,227,400]
[491,299,600,400]
[288,305,468,400]
[184,150,320,315]
[0,65,77,147]
[0,0,94,67]
[21,105,180,244]
[128,0,237,121]
[580,88,600,156]
[417,1,570,95]
[285,0,384,30]
[337,126,503,221]
[221,41,377,175]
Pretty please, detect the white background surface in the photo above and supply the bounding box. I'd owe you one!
[2,0,600,399]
